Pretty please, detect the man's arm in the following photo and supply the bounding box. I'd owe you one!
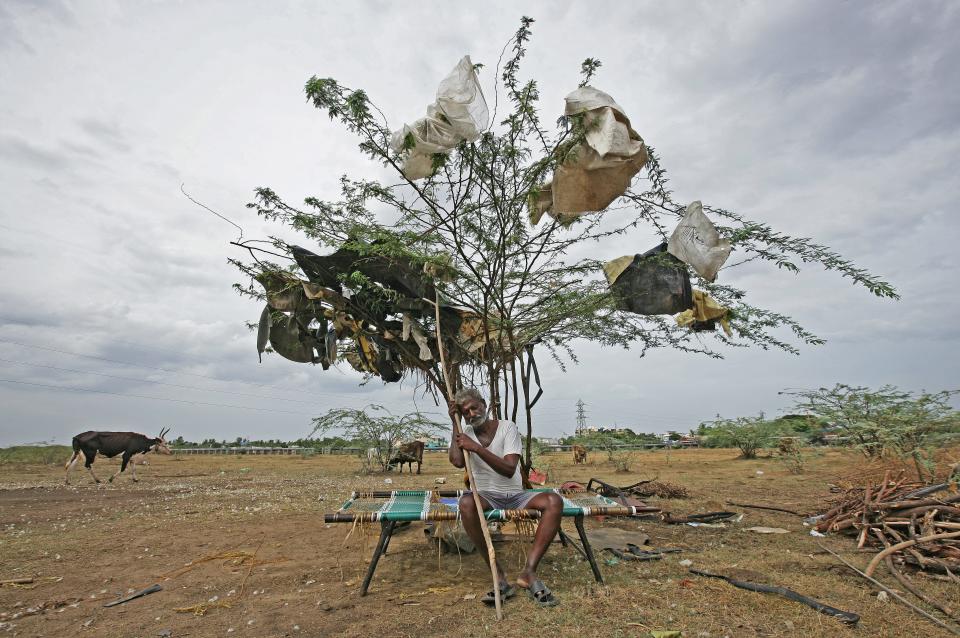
[455,433,519,478]
[448,402,465,468]
[449,423,465,468]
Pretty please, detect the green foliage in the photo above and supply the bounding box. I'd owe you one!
[0,445,72,465]
[783,384,959,480]
[308,405,444,472]
[698,415,791,459]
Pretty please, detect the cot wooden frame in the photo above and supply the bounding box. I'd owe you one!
[323,488,661,595]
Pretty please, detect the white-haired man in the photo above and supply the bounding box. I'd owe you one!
[448,387,562,607]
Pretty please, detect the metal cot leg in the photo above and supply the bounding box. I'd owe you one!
[574,516,603,584]
[360,520,396,596]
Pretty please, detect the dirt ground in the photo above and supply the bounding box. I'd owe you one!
[1,447,958,638]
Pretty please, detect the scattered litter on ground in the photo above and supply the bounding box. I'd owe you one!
[744,527,790,534]
[103,584,162,608]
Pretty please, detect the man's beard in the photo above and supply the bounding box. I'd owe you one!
[466,411,487,428]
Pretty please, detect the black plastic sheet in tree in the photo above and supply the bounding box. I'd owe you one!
[291,243,436,301]
[609,243,693,315]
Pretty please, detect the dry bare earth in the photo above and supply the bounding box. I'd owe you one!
[1,448,958,638]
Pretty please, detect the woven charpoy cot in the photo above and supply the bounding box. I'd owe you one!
[324,488,661,595]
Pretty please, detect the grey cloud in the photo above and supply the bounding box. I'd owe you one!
[0,133,68,170]
[77,117,132,153]
[61,140,103,159]
[0,0,76,53]
[0,4,33,54]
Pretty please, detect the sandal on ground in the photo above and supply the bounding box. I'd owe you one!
[480,582,516,605]
[524,578,559,607]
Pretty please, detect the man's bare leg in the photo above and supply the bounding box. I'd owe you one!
[457,494,509,588]
[515,492,563,589]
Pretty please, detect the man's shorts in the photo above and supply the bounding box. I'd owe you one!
[465,490,539,510]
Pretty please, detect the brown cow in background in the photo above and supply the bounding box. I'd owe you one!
[573,445,587,464]
[388,441,425,474]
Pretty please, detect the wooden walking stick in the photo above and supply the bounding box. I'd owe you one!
[433,291,503,620]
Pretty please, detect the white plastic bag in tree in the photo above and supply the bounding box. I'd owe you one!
[530,86,647,225]
[390,56,489,180]
[666,200,731,282]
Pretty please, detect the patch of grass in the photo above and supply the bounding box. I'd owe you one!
[0,445,72,465]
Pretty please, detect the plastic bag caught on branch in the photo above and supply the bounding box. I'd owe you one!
[666,201,731,282]
[389,55,489,180]
[529,86,648,225]
[603,243,693,315]
[675,290,732,337]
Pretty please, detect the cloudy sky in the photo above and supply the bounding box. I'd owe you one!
[1,1,957,446]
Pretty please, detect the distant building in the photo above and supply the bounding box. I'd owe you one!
[422,437,448,450]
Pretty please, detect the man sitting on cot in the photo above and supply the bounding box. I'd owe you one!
[448,387,562,607]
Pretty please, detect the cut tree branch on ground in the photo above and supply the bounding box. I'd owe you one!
[872,529,959,622]
[726,501,805,516]
[817,542,960,636]
[864,531,960,577]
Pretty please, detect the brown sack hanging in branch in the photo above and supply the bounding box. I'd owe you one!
[530,86,648,226]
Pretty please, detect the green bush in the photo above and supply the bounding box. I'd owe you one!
[698,416,789,459]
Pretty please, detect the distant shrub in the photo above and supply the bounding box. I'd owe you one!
[0,445,72,465]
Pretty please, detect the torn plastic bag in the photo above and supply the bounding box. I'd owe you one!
[292,243,436,301]
[344,333,378,374]
[675,290,732,337]
[269,310,321,364]
[325,326,337,366]
[301,281,348,310]
[256,305,270,363]
[255,271,304,311]
[389,55,488,180]
[530,86,647,225]
[402,313,433,360]
[666,201,732,282]
[454,308,509,355]
[371,337,403,383]
[604,243,693,315]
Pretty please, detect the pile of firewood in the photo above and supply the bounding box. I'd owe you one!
[630,480,689,499]
[816,471,960,572]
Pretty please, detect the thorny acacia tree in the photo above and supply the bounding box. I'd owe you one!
[232,19,897,469]
[698,414,789,460]
[308,405,443,473]
[782,384,959,480]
